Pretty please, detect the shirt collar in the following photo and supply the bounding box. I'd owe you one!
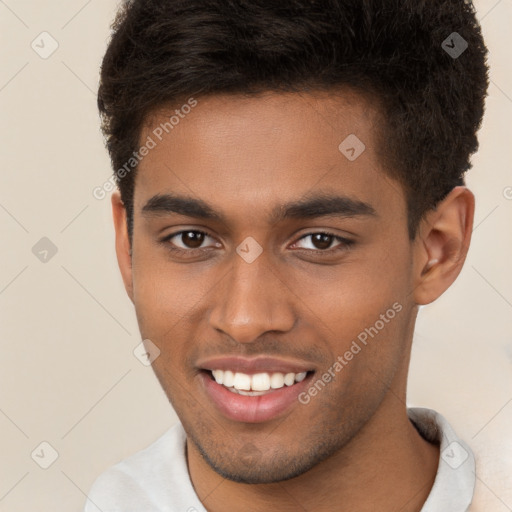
[408,407,476,511]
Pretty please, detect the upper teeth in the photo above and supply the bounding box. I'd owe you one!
[211,369,307,391]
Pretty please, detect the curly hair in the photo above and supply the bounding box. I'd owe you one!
[98,0,489,240]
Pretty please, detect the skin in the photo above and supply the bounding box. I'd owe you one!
[111,90,474,512]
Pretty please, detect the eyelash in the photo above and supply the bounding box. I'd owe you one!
[160,230,354,257]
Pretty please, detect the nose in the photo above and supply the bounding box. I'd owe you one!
[208,250,296,344]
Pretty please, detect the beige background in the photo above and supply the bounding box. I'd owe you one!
[0,0,510,510]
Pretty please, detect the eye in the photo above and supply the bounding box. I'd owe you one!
[162,230,219,253]
[160,229,354,257]
[291,232,354,253]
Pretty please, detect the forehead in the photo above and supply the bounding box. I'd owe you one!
[134,91,405,228]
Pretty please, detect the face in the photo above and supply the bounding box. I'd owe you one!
[118,91,420,483]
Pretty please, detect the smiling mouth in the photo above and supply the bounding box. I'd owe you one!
[204,369,314,396]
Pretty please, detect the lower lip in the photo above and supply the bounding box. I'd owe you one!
[199,372,312,423]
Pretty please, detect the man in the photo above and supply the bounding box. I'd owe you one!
[85,0,489,510]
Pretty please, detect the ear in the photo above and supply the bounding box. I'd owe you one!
[111,191,134,303]
[412,186,475,305]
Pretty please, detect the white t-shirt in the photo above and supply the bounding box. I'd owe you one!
[83,407,475,512]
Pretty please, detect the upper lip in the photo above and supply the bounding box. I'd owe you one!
[197,356,314,375]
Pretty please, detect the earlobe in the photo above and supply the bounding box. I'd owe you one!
[111,191,134,303]
[413,186,475,305]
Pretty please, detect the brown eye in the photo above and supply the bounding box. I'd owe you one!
[310,233,335,250]
[180,231,206,249]
[294,232,345,251]
[163,230,216,253]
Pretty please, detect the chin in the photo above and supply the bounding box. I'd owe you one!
[207,460,312,485]
[193,436,340,485]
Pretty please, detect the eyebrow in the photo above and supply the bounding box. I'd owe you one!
[141,192,377,224]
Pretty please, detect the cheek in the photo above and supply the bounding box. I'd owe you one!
[303,249,412,389]
[298,250,410,343]
[130,247,213,334]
